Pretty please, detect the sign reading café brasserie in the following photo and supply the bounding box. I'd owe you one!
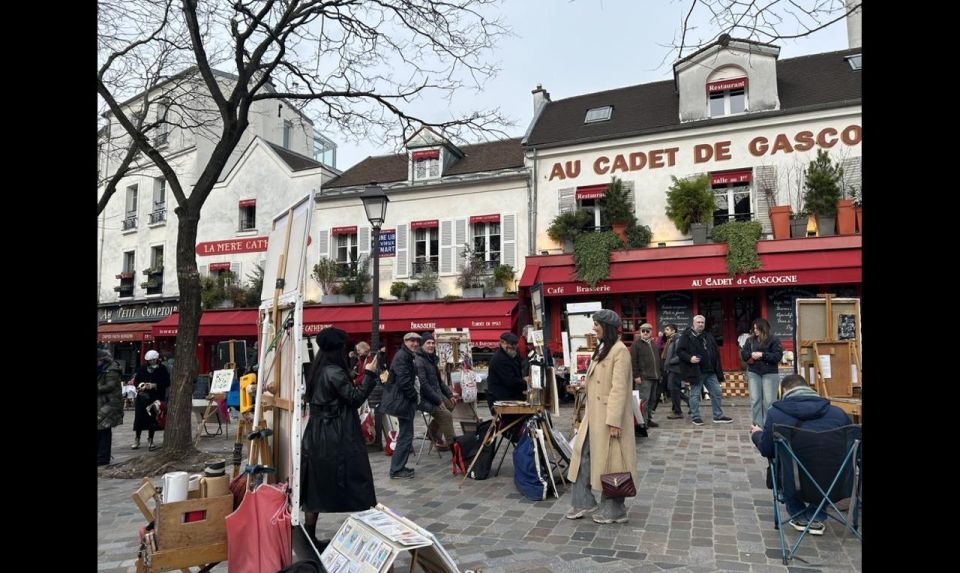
[546,124,862,181]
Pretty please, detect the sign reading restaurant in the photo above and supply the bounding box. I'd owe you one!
[547,124,862,181]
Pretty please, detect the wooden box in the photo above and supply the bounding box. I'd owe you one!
[155,494,232,550]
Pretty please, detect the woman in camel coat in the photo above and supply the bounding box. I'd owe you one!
[565,309,638,524]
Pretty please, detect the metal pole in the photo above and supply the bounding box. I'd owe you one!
[371,225,381,353]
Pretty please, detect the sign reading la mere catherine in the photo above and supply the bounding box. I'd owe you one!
[547,124,862,181]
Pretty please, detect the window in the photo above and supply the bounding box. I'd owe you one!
[146,246,164,295]
[150,178,166,224]
[472,222,501,270]
[283,120,292,149]
[414,227,439,275]
[336,233,358,277]
[584,106,613,123]
[239,203,256,231]
[123,184,138,230]
[414,158,440,181]
[620,295,647,345]
[118,251,136,297]
[313,133,337,167]
[712,181,752,226]
[845,54,862,71]
[154,100,170,147]
[123,251,136,273]
[707,76,748,118]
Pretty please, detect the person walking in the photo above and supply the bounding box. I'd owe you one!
[97,349,123,466]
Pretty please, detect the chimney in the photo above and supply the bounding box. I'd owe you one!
[532,84,551,115]
[846,0,862,49]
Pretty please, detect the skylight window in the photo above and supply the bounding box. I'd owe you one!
[584,106,613,123]
[845,54,862,70]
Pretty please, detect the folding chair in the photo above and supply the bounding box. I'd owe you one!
[769,424,862,565]
[415,410,443,465]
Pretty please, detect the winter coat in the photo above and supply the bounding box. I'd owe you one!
[381,346,419,419]
[661,335,681,374]
[98,360,124,430]
[300,364,378,513]
[415,350,451,412]
[629,337,662,381]
[740,335,784,376]
[675,327,723,382]
[751,388,852,459]
[567,340,638,492]
[485,347,527,412]
[132,363,171,432]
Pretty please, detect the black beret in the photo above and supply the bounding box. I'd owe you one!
[317,327,349,351]
[499,332,519,344]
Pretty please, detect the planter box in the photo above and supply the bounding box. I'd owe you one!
[855,206,862,233]
[462,287,484,299]
[816,215,836,236]
[412,290,437,301]
[769,206,792,239]
[790,218,808,238]
[836,199,855,235]
[321,294,355,304]
[690,223,709,245]
[486,286,505,298]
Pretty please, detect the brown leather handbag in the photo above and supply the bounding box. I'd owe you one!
[600,437,636,498]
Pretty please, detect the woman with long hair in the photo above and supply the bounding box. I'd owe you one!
[301,327,380,543]
[565,309,637,524]
[741,317,784,426]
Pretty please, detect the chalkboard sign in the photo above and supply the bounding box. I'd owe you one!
[767,287,818,338]
[655,292,694,332]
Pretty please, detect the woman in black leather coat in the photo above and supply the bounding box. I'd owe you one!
[301,327,380,541]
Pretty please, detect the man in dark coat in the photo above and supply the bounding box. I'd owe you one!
[97,349,123,466]
[675,315,732,426]
[485,332,527,414]
[750,374,851,534]
[382,332,421,479]
[415,333,455,448]
[301,327,380,542]
[629,322,662,431]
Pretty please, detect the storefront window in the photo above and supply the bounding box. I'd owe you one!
[620,295,647,345]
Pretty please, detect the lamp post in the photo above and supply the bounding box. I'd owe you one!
[361,183,389,354]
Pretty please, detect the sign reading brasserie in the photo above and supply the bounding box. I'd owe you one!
[546,124,862,181]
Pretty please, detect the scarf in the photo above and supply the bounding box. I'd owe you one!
[782,385,818,400]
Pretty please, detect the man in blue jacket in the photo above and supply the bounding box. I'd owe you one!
[750,374,851,535]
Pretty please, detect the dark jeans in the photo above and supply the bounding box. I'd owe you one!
[389,415,415,476]
[668,372,689,415]
[97,428,112,465]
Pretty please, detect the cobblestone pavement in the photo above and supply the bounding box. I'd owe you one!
[98,398,862,572]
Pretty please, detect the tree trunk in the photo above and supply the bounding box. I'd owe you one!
[166,208,203,456]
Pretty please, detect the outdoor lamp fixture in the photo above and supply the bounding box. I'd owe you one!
[361,183,389,355]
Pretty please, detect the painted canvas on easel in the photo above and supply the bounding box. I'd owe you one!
[838,314,856,340]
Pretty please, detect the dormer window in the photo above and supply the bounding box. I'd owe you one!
[584,106,613,123]
[707,77,747,118]
[411,149,441,182]
[845,54,862,71]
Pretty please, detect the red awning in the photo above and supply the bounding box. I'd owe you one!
[520,236,862,294]
[707,77,747,93]
[98,322,156,343]
[239,199,256,207]
[575,184,607,200]
[153,300,519,339]
[331,226,357,235]
[711,169,752,185]
[469,214,500,225]
[152,309,260,338]
[411,220,439,230]
[411,149,440,161]
[469,329,504,349]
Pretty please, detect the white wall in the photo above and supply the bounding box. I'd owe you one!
[310,176,530,301]
[531,107,862,251]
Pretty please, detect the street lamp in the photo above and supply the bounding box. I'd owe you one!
[361,183,389,354]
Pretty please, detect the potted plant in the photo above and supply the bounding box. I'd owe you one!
[665,174,715,244]
[457,247,487,298]
[599,177,635,243]
[852,186,862,233]
[790,208,810,238]
[488,264,515,296]
[390,281,409,300]
[803,149,843,237]
[546,209,593,252]
[769,204,792,239]
[412,269,439,301]
[312,257,340,301]
[339,254,372,302]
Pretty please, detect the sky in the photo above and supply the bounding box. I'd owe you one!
[329,0,853,171]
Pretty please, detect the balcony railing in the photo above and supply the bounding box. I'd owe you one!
[412,260,439,276]
[149,208,166,224]
[122,216,138,231]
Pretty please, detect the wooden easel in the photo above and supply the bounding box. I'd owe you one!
[194,343,239,446]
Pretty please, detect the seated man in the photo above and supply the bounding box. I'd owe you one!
[485,332,528,442]
[750,374,851,535]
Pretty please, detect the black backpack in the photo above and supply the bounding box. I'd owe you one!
[468,442,496,480]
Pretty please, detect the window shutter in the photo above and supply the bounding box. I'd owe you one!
[455,218,467,272]
[502,213,517,270]
[620,180,636,212]
[396,224,409,278]
[230,262,242,283]
[328,230,337,260]
[358,226,370,270]
[198,265,208,277]
[558,188,575,214]
[439,219,454,275]
[317,229,329,262]
[753,165,777,235]
[841,157,862,196]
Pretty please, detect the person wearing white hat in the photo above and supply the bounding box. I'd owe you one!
[132,349,170,451]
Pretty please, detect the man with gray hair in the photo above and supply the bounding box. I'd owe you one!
[382,332,421,479]
[675,315,733,426]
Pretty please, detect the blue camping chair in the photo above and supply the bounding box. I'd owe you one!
[769,424,862,565]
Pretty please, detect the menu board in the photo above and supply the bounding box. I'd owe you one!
[655,292,694,331]
[767,287,818,338]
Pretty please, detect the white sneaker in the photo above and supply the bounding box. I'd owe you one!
[131,441,141,450]
[564,505,599,519]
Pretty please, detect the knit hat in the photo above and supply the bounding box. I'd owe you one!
[317,327,349,351]
[592,309,621,329]
[420,332,435,343]
[499,332,519,344]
